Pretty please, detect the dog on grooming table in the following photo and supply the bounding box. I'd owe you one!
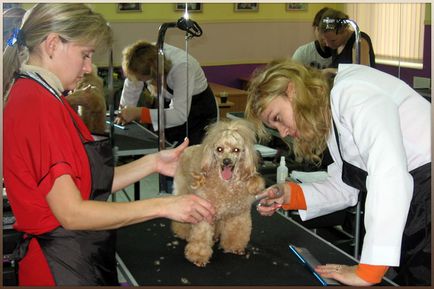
[171,119,265,267]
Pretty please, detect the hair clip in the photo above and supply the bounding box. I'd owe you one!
[322,17,347,34]
[6,28,25,47]
[322,17,336,28]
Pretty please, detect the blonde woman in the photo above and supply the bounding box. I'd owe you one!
[3,4,214,285]
[247,60,430,286]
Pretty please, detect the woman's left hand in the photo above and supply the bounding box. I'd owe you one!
[315,264,374,286]
[255,183,289,216]
[156,138,189,176]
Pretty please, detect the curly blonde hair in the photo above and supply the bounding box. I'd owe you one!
[245,59,333,164]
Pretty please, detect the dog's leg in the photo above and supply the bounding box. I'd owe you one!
[219,211,251,255]
[171,221,190,240]
[247,174,266,196]
[184,221,215,267]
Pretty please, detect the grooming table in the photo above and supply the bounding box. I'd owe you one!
[108,120,173,200]
[115,209,397,286]
[109,120,173,157]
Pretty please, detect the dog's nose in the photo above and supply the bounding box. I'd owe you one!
[223,158,232,166]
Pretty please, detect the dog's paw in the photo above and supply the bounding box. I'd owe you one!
[185,242,212,267]
[223,248,246,255]
[193,260,208,267]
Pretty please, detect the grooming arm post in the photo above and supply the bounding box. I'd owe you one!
[155,17,203,194]
[156,22,176,194]
[345,19,361,65]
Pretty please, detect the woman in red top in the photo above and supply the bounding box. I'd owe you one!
[3,4,215,286]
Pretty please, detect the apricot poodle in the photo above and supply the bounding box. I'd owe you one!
[171,119,265,267]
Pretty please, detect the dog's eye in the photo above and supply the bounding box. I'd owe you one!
[233,148,240,153]
[216,147,224,153]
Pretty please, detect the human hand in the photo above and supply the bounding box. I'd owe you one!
[164,194,215,224]
[156,138,189,176]
[114,105,127,125]
[114,116,126,125]
[254,183,289,216]
[118,106,141,123]
[147,82,157,97]
[315,264,374,286]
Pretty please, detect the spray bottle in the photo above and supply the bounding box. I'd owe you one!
[276,156,289,184]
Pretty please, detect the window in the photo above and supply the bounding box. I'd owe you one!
[345,3,425,69]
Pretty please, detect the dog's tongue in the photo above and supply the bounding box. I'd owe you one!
[222,167,232,180]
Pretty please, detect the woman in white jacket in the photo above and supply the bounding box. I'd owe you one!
[115,40,218,146]
[246,59,430,286]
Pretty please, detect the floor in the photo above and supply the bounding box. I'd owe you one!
[112,173,160,203]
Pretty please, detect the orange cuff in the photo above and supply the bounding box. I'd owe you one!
[356,264,389,284]
[140,107,151,124]
[281,182,306,210]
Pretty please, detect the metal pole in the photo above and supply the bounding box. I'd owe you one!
[107,47,119,202]
[344,19,361,65]
[344,19,361,260]
[155,18,202,194]
[108,47,115,148]
[156,22,176,194]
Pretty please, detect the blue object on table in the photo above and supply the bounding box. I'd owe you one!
[289,244,330,286]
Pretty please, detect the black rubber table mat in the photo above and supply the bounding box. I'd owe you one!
[116,209,388,286]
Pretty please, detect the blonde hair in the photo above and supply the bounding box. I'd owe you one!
[121,40,171,81]
[3,7,26,49]
[3,3,113,101]
[245,59,332,164]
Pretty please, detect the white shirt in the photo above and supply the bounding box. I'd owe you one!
[292,41,332,69]
[120,44,209,130]
[299,64,431,266]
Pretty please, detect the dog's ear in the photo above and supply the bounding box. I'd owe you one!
[238,144,258,179]
[200,143,214,173]
[232,120,259,179]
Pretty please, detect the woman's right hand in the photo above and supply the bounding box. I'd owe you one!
[117,106,142,124]
[164,194,215,224]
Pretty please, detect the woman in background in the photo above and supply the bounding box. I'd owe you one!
[292,7,333,69]
[115,40,218,146]
[318,8,375,68]
[3,4,215,286]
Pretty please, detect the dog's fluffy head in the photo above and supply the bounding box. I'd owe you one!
[66,65,106,134]
[200,119,258,181]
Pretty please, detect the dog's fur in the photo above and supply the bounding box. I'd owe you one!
[171,119,265,267]
[66,67,106,134]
